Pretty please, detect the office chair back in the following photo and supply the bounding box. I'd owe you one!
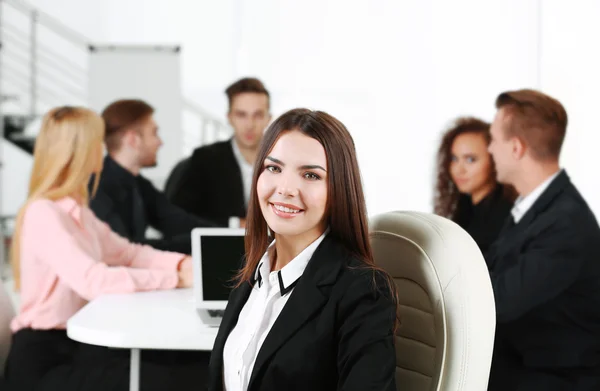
[370,211,496,391]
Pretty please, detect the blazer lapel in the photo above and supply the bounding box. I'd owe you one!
[209,281,252,389]
[247,237,345,390]
[514,170,570,229]
[486,171,570,270]
[220,282,253,341]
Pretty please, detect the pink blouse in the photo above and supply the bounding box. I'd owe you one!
[11,197,185,332]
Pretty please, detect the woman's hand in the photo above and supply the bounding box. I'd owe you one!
[177,256,193,288]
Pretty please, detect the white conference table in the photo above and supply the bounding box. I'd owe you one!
[67,288,218,391]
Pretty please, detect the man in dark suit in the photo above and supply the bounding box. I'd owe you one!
[485,89,600,390]
[167,78,272,227]
[90,99,216,254]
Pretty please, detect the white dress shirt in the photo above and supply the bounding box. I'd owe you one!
[231,138,254,207]
[511,169,561,223]
[222,231,328,391]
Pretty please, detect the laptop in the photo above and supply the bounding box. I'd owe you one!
[191,227,246,326]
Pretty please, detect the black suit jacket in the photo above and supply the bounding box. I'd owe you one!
[168,140,246,227]
[208,236,397,391]
[486,171,600,390]
[89,156,215,254]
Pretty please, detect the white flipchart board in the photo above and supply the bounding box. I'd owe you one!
[88,45,183,188]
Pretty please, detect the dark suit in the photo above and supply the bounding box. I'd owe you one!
[167,139,246,227]
[208,236,397,391]
[89,155,215,254]
[486,171,600,391]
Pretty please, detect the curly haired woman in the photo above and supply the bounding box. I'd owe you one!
[434,116,516,254]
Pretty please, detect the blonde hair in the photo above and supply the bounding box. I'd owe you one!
[11,106,105,290]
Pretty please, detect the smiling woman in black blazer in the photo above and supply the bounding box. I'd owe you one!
[208,109,398,391]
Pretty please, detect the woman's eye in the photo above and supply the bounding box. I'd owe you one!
[266,165,281,173]
[304,172,321,180]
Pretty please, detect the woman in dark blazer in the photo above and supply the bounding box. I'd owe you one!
[208,109,398,391]
[433,117,516,254]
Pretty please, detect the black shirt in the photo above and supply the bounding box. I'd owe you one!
[454,185,513,255]
[89,155,216,254]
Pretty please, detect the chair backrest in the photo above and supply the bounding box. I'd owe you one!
[0,279,15,376]
[370,211,495,391]
[164,157,191,201]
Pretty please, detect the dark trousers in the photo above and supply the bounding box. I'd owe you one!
[4,328,210,391]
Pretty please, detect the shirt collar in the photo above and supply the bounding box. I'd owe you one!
[230,138,253,170]
[254,230,329,296]
[511,169,562,223]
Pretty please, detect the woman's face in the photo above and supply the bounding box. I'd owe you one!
[256,130,328,243]
[449,132,495,197]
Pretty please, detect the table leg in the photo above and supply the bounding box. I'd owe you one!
[130,348,141,391]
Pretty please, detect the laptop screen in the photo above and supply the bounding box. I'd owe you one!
[200,235,246,301]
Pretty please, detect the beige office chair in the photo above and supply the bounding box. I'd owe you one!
[0,278,15,377]
[370,211,496,391]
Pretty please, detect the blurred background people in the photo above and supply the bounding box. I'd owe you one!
[434,117,515,254]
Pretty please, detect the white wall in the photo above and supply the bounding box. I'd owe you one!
[226,0,539,214]
[10,0,600,217]
[87,46,183,182]
[22,0,238,116]
[540,0,600,215]
[1,139,32,217]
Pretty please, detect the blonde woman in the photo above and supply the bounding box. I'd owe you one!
[4,107,196,391]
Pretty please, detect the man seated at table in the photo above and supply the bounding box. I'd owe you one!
[90,99,216,254]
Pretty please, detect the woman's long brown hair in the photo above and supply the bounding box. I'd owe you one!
[433,116,514,220]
